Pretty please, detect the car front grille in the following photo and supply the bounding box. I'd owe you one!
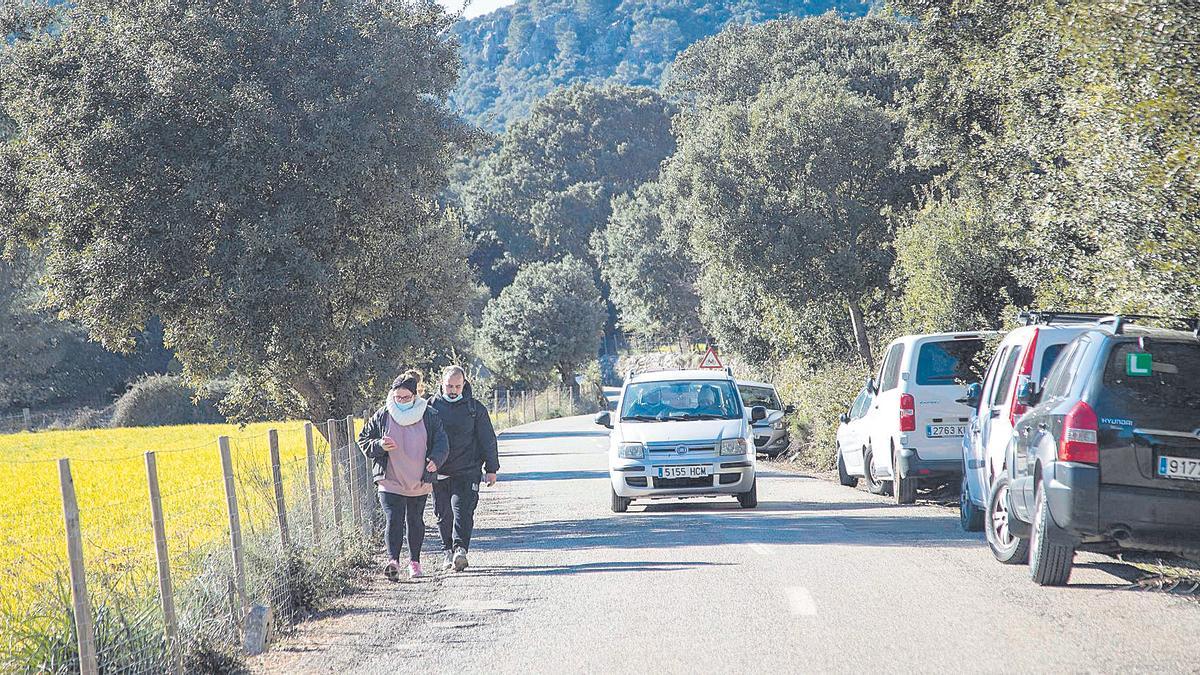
[646,441,717,458]
[753,436,769,447]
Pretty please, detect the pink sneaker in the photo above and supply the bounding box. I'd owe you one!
[408,561,423,579]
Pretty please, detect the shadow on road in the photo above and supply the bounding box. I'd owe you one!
[462,561,730,577]
[472,508,975,552]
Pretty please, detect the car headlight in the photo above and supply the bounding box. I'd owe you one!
[617,442,644,459]
[719,438,747,456]
[771,420,785,430]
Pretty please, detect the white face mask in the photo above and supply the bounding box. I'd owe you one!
[443,392,463,403]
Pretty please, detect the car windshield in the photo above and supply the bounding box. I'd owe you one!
[1102,340,1200,414]
[620,380,742,421]
[915,339,986,386]
[738,385,780,410]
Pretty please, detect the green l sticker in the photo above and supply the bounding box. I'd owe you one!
[1127,352,1153,377]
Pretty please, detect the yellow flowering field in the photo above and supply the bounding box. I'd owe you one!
[0,420,334,611]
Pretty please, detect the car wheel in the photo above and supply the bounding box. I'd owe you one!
[1029,482,1074,586]
[837,448,858,487]
[892,447,916,505]
[737,479,758,509]
[862,448,889,495]
[985,474,1029,564]
[959,473,984,532]
[610,486,630,513]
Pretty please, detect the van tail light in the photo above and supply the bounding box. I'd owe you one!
[1059,400,1099,464]
[1009,328,1039,425]
[899,393,916,432]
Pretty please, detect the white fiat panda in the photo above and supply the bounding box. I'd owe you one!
[594,369,765,512]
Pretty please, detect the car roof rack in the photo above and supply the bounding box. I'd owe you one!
[1019,311,1117,326]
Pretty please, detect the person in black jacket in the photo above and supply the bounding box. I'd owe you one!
[429,365,499,572]
[358,370,449,580]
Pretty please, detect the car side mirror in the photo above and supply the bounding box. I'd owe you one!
[956,382,982,408]
[784,404,796,415]
[750,406,767,422]
[594,411,612,429]
[839,412,850,424]
[1016,381,1041,407]
[866,377,878,395]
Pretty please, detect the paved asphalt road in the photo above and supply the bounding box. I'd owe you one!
[254,414,1200,674]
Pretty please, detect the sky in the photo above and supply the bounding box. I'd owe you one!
[438,0,519,19]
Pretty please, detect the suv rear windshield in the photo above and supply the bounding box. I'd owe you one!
[738,385,780,410]
[1102,340,1200,412]
[915,339,986,386]
[621,380,742,421]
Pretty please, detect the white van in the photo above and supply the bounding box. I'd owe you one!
[594,369,765,512]
[852,331,994,504]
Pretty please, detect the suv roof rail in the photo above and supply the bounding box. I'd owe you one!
[725,366,733,376]
[1019,311,1200,335]
[1091,314,1200,335]
[624,369,635,382]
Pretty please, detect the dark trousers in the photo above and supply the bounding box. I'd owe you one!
[433,473,480,552]
[378,491,427,562]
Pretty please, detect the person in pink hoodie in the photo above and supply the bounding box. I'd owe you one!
[358,370,449,580]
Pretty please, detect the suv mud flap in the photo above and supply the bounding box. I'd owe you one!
[1047,462,1100,537]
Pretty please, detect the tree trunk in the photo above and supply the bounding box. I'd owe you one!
[847,298,873,366]
[559,364,579,399]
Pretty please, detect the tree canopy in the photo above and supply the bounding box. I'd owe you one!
[0,0,479,423]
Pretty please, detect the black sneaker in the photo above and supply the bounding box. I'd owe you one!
[452,547,469,572]
[384,560,400,582]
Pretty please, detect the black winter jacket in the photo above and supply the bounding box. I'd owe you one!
[429,382,500,477]
[358,404,449,484]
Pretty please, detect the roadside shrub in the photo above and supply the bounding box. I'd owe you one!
[110,375,226,428]
[773,359,870,471]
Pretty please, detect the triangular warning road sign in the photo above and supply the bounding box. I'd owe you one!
[699,347,724,369]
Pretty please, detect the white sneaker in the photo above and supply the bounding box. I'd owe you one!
[442,550,455,571]
[452,548,469,572]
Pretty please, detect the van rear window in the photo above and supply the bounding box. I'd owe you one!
[1103,341,1200,411]
[1039,343,1066,382]
[915,339,986,386]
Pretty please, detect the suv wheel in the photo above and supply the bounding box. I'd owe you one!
[863,448,889,495]
[1029,482,1074,586]
[985,474,1029,564]
[892,447,916,505]
[737,479,758,509]
[610,487,631,513]
[837,449,858,488]
[959,473,984,532]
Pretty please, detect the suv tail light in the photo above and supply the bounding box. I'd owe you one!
[1059,400,1099,464]
[1009,328,1040,425]
[899,393,916,432]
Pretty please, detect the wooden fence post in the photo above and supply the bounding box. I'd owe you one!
[218,437,248,615]
[23,407,31,432]
[144,452,183,675]
[304,423,321,543]
[346,415,372,538]
[493,390,498,417]
[522,391,528,424]
[344,415,362,538]
[58,459,98,675]
[505,390,510,427]
[268,429,290,550]
[326,419,343,539]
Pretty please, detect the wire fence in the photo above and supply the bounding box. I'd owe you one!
[487,387,585,431]
[0,415,379,674]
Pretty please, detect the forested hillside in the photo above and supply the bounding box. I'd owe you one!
[450,0,874,129]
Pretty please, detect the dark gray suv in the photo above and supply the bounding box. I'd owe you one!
[988,316,1200,586]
